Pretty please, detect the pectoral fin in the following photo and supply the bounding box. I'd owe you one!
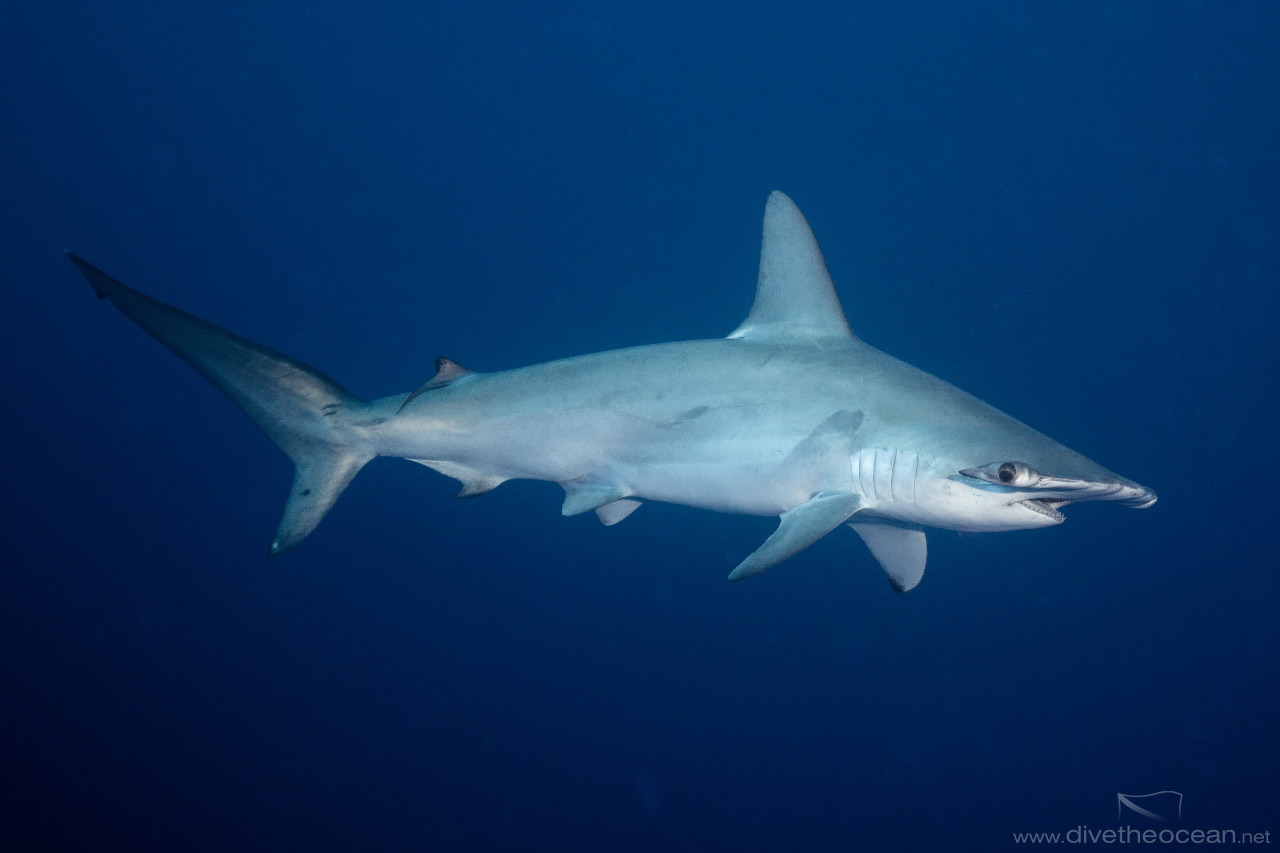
[848,520,927,593]
[728,492,862,580]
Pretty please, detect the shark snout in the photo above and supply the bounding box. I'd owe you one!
[1047,479,1157,509]
[959,461,1157,512]
[1113,482,1157,509]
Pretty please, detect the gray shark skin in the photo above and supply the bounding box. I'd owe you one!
[67,192,1155,592]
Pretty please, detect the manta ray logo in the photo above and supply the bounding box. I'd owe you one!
[1117,791,1183,823]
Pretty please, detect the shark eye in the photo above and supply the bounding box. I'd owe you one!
[959,460,1043,488]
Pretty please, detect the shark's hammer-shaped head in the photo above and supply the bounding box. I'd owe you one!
[960,458,1156,524]
[871,418,1158,534]
[953,448,1156,531]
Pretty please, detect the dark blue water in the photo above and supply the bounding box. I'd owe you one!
[3,3,1276,850]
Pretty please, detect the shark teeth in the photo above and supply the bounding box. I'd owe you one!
[1017,499,1066,523]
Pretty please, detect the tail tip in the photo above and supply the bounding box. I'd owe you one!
[64,250,122,300]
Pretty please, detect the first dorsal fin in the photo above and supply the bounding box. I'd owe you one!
[728,191,854,345]
[400,356,475,411]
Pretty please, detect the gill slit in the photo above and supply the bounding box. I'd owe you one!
[889,448,898,500]
[910,452,918,502]
[870,448,877,500]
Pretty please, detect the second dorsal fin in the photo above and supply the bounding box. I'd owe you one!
[400,357,476,411]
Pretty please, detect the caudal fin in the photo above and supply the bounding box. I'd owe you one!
[66,252,375,553]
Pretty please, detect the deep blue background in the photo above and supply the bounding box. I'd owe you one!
[3,2,1277,850]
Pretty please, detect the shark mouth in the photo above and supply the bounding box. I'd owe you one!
[1015,482,1156,521]
[1018,498,1068,523]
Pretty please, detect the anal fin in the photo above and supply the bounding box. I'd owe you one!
[412,459,506,499]
[728,491,862,580]
[849,520,927,592]
[561,479,628,517]
[596,498,642,526]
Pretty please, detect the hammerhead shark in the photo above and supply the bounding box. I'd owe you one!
[67,192,1154,592]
